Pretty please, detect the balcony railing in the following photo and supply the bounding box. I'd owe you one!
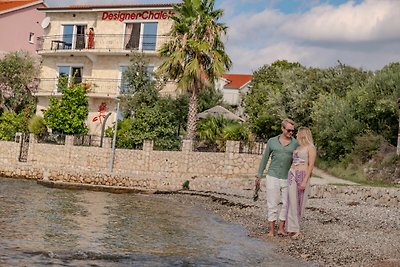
[36,34,169,53]
[35,78,130,97]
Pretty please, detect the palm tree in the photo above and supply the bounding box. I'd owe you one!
[159,0,232,139]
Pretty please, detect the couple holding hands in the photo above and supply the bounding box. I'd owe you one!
[255,118,316,239]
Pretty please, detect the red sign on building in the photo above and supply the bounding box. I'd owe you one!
[102,11,174,22]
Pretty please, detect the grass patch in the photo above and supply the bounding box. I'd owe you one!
[316,158,396,187]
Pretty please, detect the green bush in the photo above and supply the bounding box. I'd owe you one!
[107,103,179,150]
[44,84,89,134]
[0,112,26,141]
[350,133,383,164]
[182,180,190,190]
[311,94,363,161]
[28,115,47,137]
[221,123,254,141]
[197,115,229,141]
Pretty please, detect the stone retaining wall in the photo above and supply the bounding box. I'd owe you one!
[23,135,261,176]
[0,135,398,206]
[310,185,400,206]
[0,164,399,206]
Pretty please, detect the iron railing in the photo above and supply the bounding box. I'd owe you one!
[153,137,182,151]
[36,34,169,53]
[192,139,227,153]
[191,139,266,154]
[35,78,128,96]
[37,133,66,145]
[239,140,267,155]
[73,135,102,147]
[30,133,267,153]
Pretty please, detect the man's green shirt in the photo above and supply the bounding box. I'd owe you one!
[256,135,298,179]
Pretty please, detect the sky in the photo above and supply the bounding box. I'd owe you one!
[44,0,400,74]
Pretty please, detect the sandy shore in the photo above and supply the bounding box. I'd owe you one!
[157,189,400,267]
[32,167,400,266]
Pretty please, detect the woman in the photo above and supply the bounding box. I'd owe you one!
[87,27,95,49]
[285,127,316,239]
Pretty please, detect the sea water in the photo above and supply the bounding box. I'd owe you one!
[0,177,310,266]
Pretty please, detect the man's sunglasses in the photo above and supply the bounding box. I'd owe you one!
[285,128,295,133]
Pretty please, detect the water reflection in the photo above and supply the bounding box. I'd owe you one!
[0,177,310,266]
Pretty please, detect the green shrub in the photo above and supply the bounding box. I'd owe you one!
[221,123,254,141]
[182,180,190,190]
[28,115,47,137]
[107,104,179,150]
[311,94,363,161]
[43,84,89,134]
[0,112,26,141]
[350,133,383,164]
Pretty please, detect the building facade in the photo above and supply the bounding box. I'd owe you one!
[35,4,176,135]
[0,0,46,55]
[217,74,252,106]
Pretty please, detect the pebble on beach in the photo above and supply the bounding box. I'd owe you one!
[158,191,400,267]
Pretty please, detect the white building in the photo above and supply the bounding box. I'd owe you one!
[217,74,252,106]
[35,3,176,135]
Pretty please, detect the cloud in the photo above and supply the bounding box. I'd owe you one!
[224,0,400,73]
[227,42,309,73]
[226,9,285,49]
[279,0,400,43]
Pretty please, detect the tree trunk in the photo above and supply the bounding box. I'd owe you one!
[397,112,400,156]
[186,89,198,140]
[397,116,400,155]
[397,98,400,155]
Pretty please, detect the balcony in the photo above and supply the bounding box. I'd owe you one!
[36,34,168,55]
[35,78,130,98]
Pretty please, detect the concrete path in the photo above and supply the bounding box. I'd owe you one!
[310,167,359,185]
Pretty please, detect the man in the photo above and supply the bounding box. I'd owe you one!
[255,118,298,237]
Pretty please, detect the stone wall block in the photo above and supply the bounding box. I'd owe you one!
[225,140,240,153]
[0,139,399,206]
[143,140,153,171]
[102,137,112,149]
[65,135,74,147]
[181,139,193,153]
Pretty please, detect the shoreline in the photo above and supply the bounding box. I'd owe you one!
[156,189,400,267]
[3,175,400,266]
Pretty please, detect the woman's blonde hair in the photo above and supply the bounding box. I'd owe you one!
[297,127,314,146]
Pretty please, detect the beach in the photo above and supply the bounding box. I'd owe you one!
[28,167,400,266]
[157,183,400,267]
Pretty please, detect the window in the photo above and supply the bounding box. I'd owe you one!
[29,32,34,43]
[62,24,86,49]
[124,22,158,51]
[57,65,83,91]
[119,65,155,94]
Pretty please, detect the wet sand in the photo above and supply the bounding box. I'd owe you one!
[158,189,400,267]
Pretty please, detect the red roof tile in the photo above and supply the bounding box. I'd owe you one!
[222,74,252,89]
[0,0,42,13]
[37,3,175,11]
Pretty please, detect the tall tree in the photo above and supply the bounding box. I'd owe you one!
[348,62,400,146]
[159,0,232,139]
[243,60,303,139]
[0,51,39,114]
[120,53,158,118]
